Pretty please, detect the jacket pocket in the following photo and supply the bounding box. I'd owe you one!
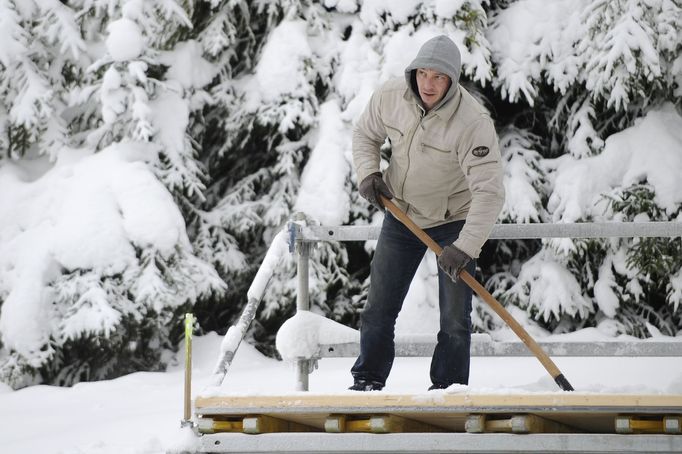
[410,196,448,221]
[421,141,454,169]
[384,123,404,146]
[422,141,451,154]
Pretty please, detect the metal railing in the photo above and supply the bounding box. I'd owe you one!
[286,220,682,391]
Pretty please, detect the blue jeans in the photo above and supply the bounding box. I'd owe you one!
[351,213,475,388]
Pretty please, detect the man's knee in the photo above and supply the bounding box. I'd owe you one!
[361,303,399,330]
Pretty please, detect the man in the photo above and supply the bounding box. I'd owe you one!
[350,35,505,391]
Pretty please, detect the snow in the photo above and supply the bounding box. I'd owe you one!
[2,330,681,453]
[594,255,620,318]
[434,0,467,18]
[100,67,126,124]
[500,134,544,223]
[488,0,586,104]
[359,0,421,25]
[106,18,144,62]
[294,101,351,226]
[0,143,189,358]
[60,286,121,340]
[395,252,442,334]
[246,229,289,302]
[149,91,189,168]
[507,249,593,323]
[670,269,682,312]
[159,40,219,90]
[335,26,381,119]
[276,310,359,360]
[548,103,682,221]
[2,0,682,452]
[324,0,358,14]
[254,20,312,103]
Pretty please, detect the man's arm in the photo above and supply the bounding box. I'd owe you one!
[352,88,387,183]
[453,116,506,259]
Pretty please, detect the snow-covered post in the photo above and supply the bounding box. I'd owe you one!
[294,213,312,391]
[210,230,289,387]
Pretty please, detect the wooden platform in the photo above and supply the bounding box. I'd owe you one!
[195,392,682,435]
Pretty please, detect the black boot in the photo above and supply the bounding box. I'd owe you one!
[349,379,384,391]
[428,383,449,391]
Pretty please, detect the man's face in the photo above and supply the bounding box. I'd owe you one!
[415,68,451,111]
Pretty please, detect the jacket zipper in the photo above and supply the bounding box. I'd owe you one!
[399,107,426,196]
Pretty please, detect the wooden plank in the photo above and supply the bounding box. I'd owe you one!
[195,392,682,414]
[195,393,682,435]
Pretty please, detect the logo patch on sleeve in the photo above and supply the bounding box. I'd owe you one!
[471,146,490,157]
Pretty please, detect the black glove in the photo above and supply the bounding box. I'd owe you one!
[438,245,472,282]
[359,172,393,210]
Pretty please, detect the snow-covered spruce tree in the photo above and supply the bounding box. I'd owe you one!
[479,127,549,331]
[190,1,359,351]
[0,0,65,160]
[603,183,682,336]
[0,0,224,388]
[488,0,682,336]
[193,0,500,347]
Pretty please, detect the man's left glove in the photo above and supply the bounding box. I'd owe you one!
[359,172,393,210]
[438,245,472,282]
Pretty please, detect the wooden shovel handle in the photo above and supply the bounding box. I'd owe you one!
[380,196,574,391]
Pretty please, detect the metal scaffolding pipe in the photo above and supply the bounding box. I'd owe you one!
[298,221,682,242]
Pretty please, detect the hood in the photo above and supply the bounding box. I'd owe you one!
[404,35,461,110]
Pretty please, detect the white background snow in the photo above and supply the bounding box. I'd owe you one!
[1,0,682,453]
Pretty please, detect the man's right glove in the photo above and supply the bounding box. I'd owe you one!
[438,245,472,282]
[359,172,393,210]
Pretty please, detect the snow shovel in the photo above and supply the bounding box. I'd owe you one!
[380,195,575,392]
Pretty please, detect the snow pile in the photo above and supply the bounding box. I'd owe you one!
[508,250,593,322]
[489,0,586,104]
[255,21,312,103]
[276,310,360,361]
[294,101,351,225]
[234,18,319,135]
[549,103,682,221]
[499,130,544,223]
[0,143,209,359]
[160,40,218,90]
[335,29,382,120]
[106,18,144,61]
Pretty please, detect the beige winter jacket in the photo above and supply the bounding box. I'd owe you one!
[352,79,505,259]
